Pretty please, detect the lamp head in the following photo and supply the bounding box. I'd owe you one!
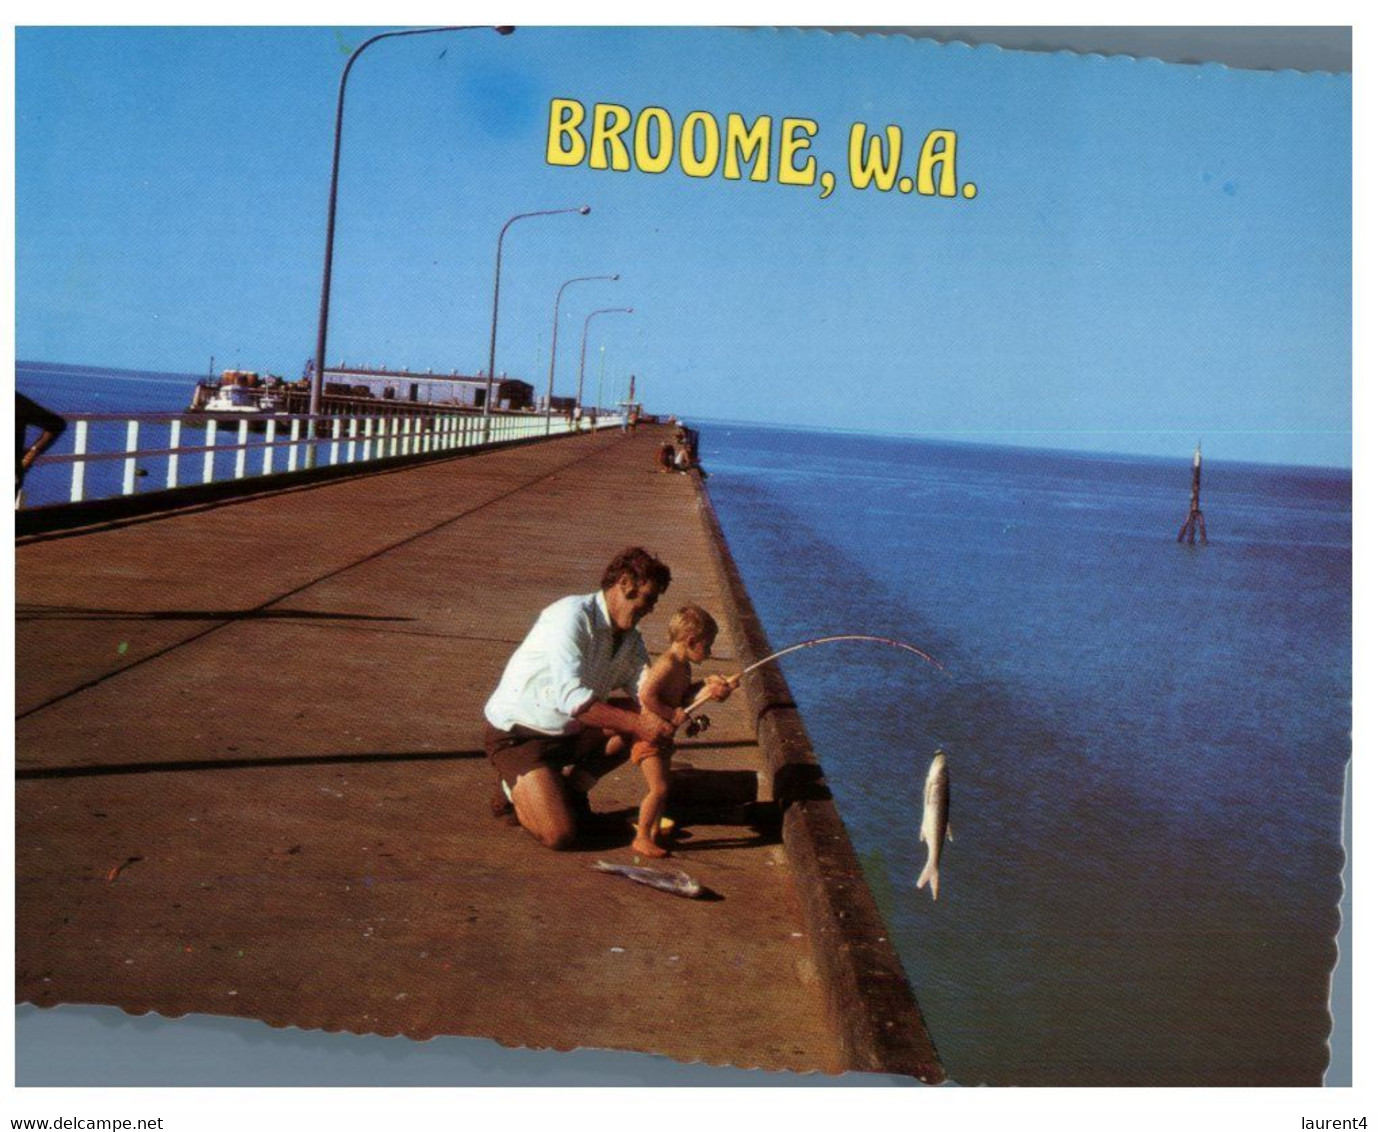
[612,273,621,281]
[495,26,516,36]
[578,205,592,216]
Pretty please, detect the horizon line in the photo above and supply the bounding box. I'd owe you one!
[17,357,1352,474]
[682,414,1353,473]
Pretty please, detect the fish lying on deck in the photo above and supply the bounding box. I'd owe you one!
[916,750,951,900]
[594,860,703,898]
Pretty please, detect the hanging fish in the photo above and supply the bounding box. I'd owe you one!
[916,750,951,900]
[593,859,703,899]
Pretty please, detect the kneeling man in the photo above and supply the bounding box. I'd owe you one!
[484,547,730,849]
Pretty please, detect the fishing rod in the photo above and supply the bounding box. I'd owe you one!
[679,633,944,725]
[741,633,942,678]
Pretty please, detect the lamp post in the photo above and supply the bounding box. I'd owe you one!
[545,274,618,436]
[311,25,514,432]
[483,205,591,440]
[577,308,633,433]
[595,345,607,424]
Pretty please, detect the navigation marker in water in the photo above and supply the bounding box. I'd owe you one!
[1176,442,1208,545]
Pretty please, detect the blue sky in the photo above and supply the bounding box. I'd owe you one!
[16,27,1351,466]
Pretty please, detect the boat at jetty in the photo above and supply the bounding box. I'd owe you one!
[188,370,295,415]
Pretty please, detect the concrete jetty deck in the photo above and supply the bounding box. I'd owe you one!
[15,427,941,1080]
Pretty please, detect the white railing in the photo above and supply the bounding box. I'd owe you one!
[20,409,622,510]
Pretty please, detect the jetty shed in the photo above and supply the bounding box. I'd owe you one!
[321,365,535,410]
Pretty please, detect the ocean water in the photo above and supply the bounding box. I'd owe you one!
[16,361,211,507]
[17,360,205,416]
[701,422,1351,1086]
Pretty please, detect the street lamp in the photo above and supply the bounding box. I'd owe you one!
[577,308,633,430]
[595,345,607,423]
[483,205,592,440]
[311,25,514,429]
[545,273,619,436]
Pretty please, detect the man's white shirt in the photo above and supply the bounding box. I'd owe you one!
[484,590,650,735]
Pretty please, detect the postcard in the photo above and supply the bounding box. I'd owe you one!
[12,25,1351,1093]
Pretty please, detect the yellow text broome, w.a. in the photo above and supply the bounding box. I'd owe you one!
[545,98,979,203]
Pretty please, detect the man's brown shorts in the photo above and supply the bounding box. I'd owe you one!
[485,722,581,790]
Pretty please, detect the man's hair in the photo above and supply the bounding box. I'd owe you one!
[601,547,672,593]
[668,605,718,644]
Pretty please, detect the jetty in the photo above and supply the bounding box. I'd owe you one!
[14,426,942,1080]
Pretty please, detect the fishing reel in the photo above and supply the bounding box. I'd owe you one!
[684,714,712,738]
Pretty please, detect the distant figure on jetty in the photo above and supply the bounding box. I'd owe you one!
[674,425,700,472]
[656,442,676,473]
[1176,442,1208,545]
[483,547,732,850]
[15,392,67,504]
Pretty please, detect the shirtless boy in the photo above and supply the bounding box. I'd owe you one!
[631,605,729,858]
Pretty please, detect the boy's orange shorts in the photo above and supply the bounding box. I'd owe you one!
[631,737,673,765]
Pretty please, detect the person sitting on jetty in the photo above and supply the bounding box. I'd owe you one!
[671,427,698,473]
[656,442,676,473]
[630,605,728,858]
[483,547,733,850]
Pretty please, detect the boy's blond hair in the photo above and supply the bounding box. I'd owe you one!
[668,604,718,644]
